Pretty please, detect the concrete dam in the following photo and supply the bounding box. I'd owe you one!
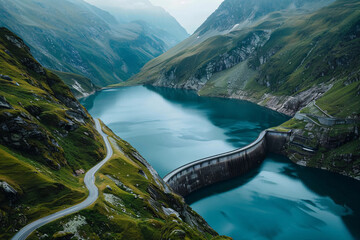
[163,130,291,197]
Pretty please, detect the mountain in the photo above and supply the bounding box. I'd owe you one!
[196,0,334,36]
[85,0,189,48]
[139,0,334,64]
[52,70,100,99]
[0,0,176,88]
[126,0,336,93]
[126,0,360,178]
[0,28,229,240]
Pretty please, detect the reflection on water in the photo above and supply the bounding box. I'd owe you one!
[81,86,360,240]
[81,86,288,176]
[188,154,360,240]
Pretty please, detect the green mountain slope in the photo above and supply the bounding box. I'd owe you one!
[0,28,228,240]
[129,0,334,70]
[52,70,99,99]
[128,0,359,116]
[85,0,189,48]
[0,27,105,239]
[0,0,171,87]
[126,0,360,178]
[29,125,230,240]
[196,0,334,36]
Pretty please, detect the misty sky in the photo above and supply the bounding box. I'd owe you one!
[85,0,223,34]
[149,0,224,33]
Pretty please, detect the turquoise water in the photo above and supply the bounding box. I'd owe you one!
[187,154,360,240]
[81,86,360,240]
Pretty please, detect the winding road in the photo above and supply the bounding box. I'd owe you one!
[12,119,113,240]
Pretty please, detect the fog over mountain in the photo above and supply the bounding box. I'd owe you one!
[0,0,190,89]
[86,0,224,34]
[85,0,189,47]
[149,0,224,34]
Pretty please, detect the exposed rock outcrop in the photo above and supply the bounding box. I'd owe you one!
[0,112,65,168]
[154,31,272,91]
[0,181,18,205]
[285,118,360,179]
[0,74,12,81]
[0,96,13,109]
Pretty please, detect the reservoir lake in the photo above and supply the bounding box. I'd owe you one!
[81,86,360,240]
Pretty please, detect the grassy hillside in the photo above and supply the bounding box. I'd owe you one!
[276,73,360,179]
[0,0,169,87]
[52,70,99,99]
[127,0,360,118]
[195,0,334,36]
[125,0,360,178]
[128,0,359,98]
[0,28,227,239]
[0,27,105,239]
[248,0,360,95]
[125,0,335,89]
[29,123,230,240]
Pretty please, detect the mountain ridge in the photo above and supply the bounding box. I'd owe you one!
[85,0,189,48]
[0,0,188,89]
[124,0,360,179]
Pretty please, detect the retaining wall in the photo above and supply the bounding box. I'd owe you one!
[163,130,291,197]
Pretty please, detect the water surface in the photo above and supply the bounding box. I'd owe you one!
[81,86,287,176]
[81,86,360,240]
[187,154,360,240]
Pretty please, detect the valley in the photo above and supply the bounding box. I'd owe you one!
[125,0,360,179]
[0,0,359,239]
[80,85,360,239]
[0,28,227,240]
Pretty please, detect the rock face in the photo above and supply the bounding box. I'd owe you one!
[0,181,18,207]
[52,70,99,100]
[20,57,45,75]
[229,83,333,116]
[0,181,17,196]
[0,96,13,109]
[153,30,272,91]
[0,111,65,169]
[0,59,94,169]
[4,34,27,49]
[0,74,12,81]
[285,120,360,178]
[4,34,46,75]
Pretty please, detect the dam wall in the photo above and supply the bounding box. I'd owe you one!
[163,130,291,197]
